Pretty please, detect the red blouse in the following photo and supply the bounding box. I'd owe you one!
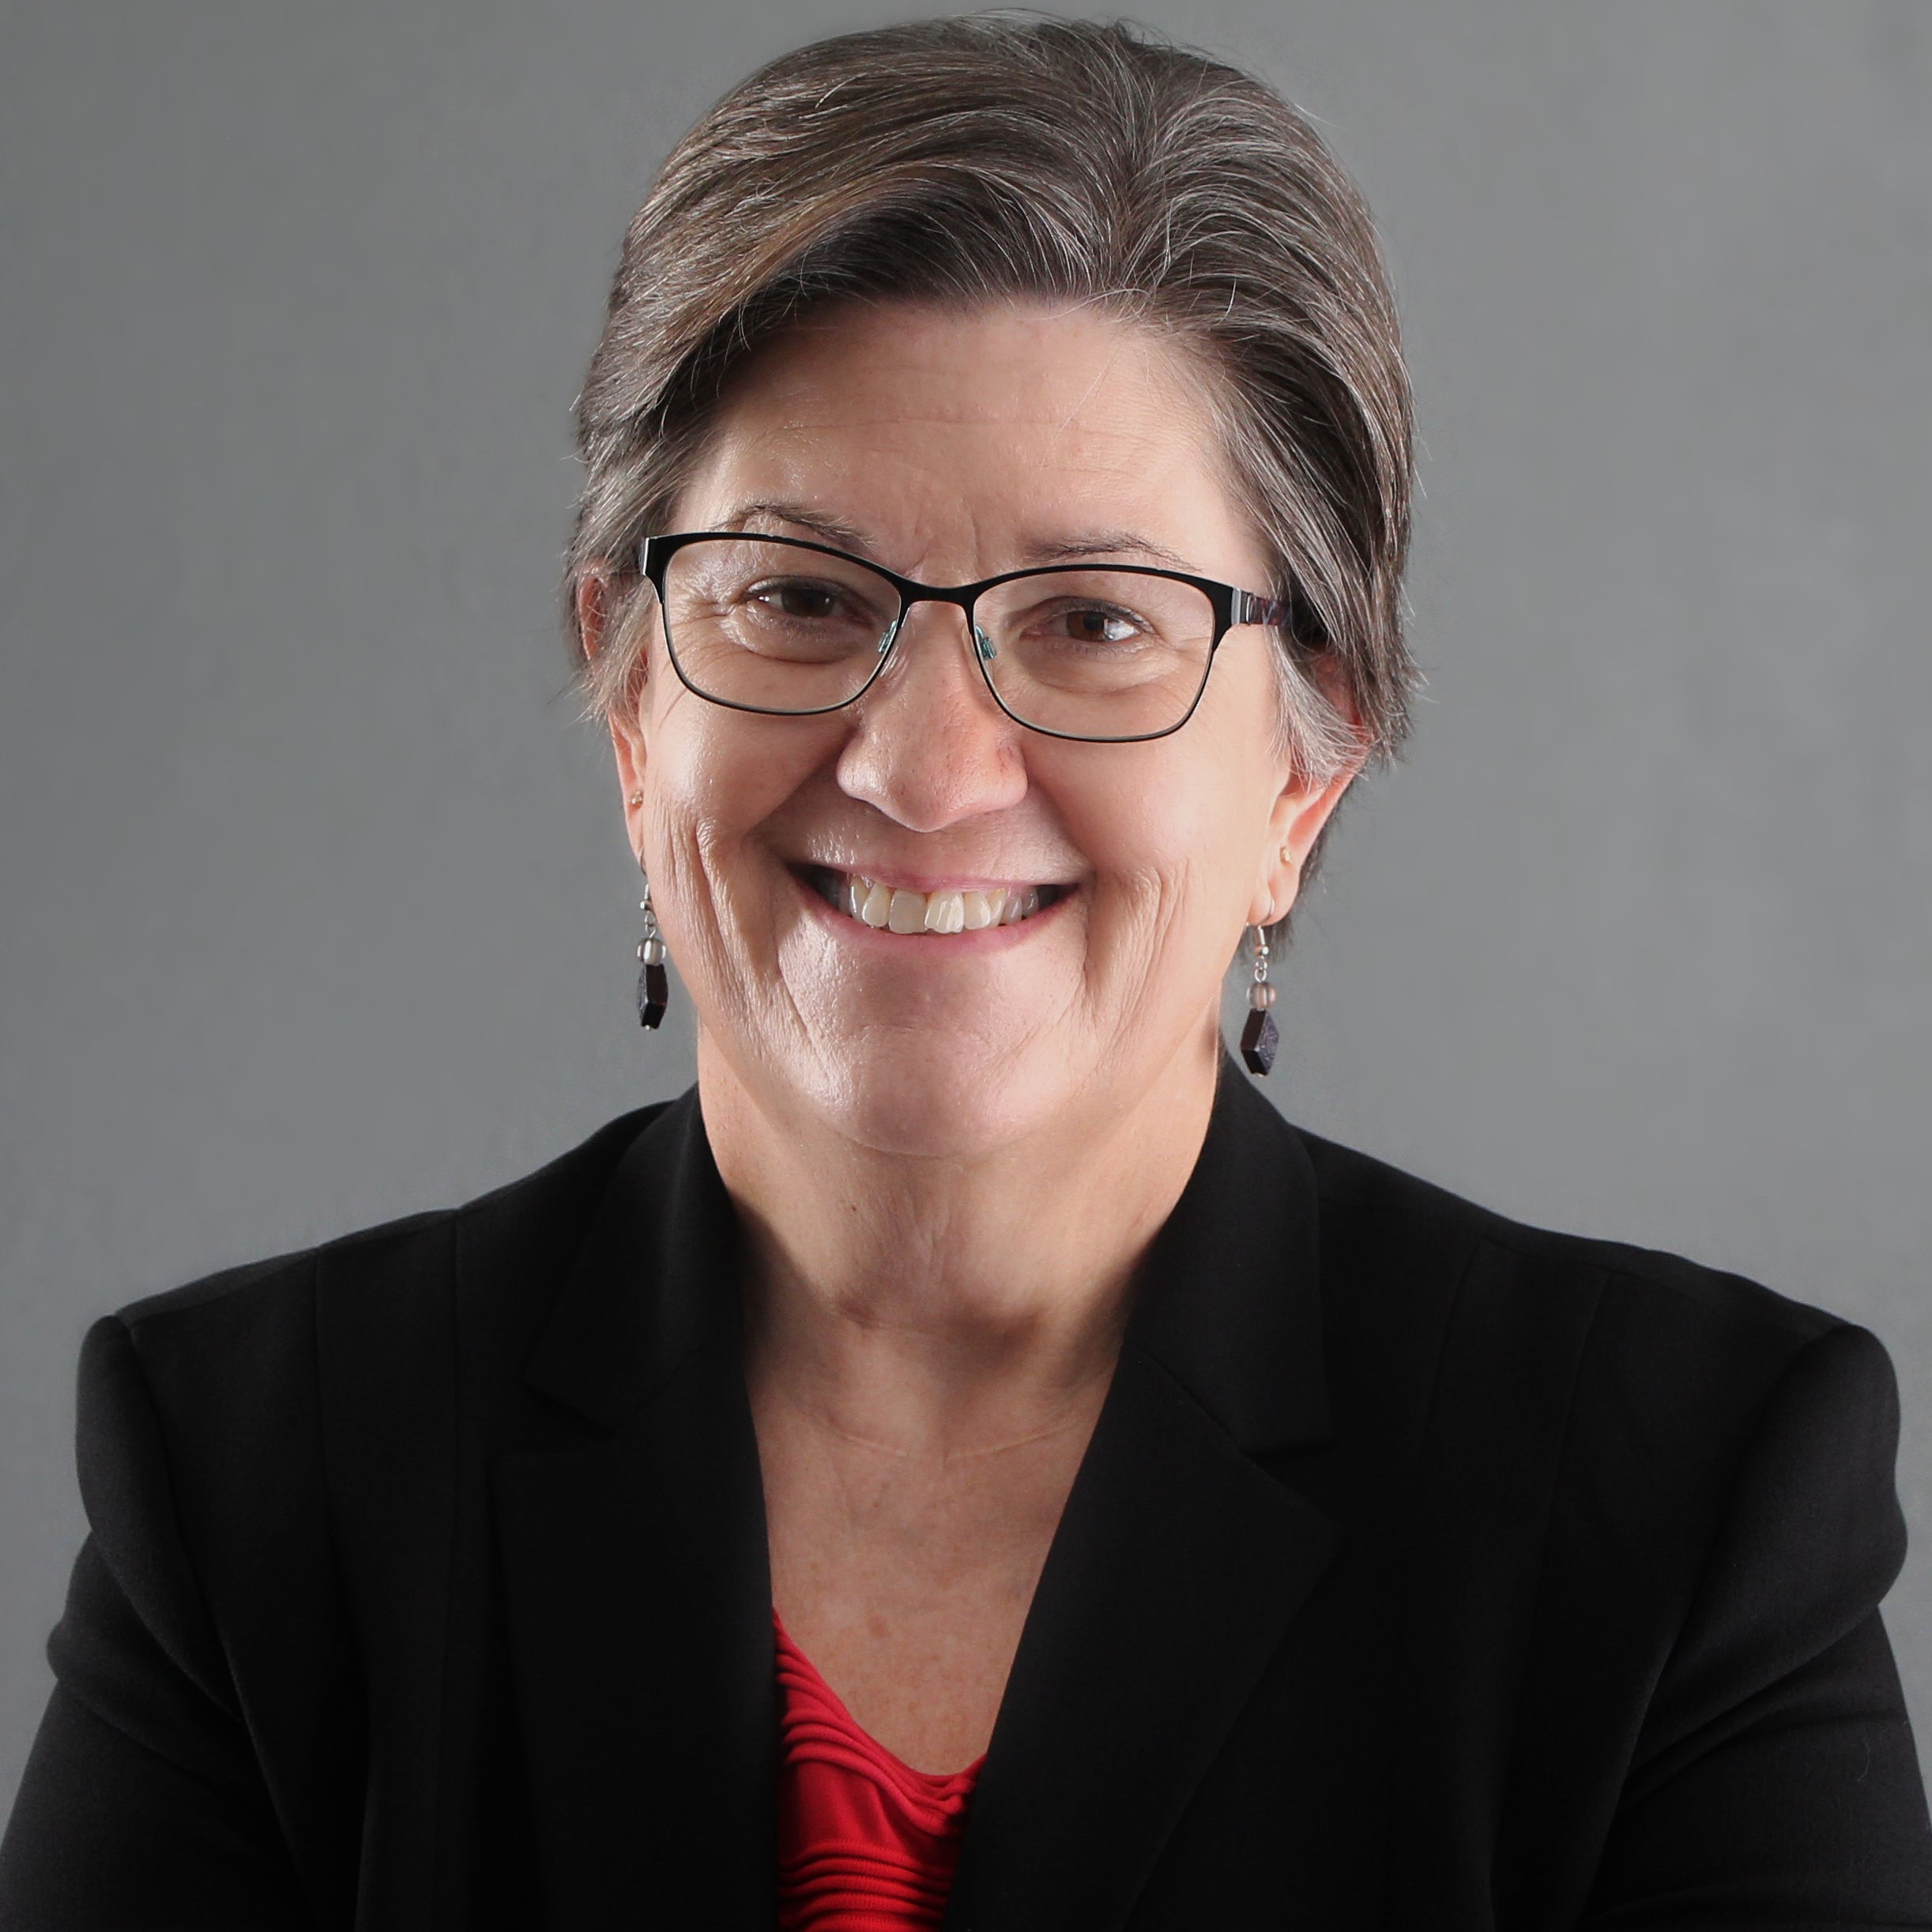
[774,1612,985,1931]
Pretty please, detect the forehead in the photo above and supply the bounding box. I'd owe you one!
[672,302,1252,569]
[721,300,1210,420]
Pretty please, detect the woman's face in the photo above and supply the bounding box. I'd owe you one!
[604,301,1358,1159]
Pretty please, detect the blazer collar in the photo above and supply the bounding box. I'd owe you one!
[519,1082,743,1431]
[519,1054,1329,1453]
[1119,1053,1330,1454]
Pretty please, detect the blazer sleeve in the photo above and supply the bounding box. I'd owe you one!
[1584,1320,1932,1928]
[0,1315,315,1931]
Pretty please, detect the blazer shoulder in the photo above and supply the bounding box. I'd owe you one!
[1291,1125,1904,1637]
[1294,1123,1847,1353]
[107,1101,671,1365]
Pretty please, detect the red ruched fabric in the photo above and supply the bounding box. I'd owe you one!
[774,1611,985,1931]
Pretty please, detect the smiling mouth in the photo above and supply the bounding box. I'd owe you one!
[799,865,1068,935]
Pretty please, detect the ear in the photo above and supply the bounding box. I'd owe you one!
[1247,731,1369,929]
[578,570,650,851]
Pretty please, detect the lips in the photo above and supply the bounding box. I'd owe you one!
[800,866,1065,935]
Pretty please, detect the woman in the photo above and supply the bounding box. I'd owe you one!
[2,17,1927,1930]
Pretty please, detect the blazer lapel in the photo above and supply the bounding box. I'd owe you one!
[945,1067,1338,1932]
[491,1090,777,1931]
[489,1066,1335,1932]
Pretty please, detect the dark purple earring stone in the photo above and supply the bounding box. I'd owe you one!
[1240,1006,1279,1076]
[638,962,668,1030]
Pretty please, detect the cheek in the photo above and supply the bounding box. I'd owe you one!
[639,691,836,891]
[1040,735,1271,920]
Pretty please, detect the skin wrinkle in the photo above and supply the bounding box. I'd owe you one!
[725,496,1199,579]
[1054,307,1130,432]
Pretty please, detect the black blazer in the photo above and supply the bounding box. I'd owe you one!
[3,1067,1929,1930]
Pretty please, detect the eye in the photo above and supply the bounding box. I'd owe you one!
[1058,604,1142,645]
[751,578,845,621]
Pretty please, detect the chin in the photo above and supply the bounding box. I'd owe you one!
[810,1023,1063,1163]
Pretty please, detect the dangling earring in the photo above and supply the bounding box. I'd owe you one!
[1239,925,1279,1075]
[635,853,668,1031]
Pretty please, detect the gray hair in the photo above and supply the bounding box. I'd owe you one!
[565,14,1415,802]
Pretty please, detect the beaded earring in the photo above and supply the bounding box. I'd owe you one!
[633,842,672,1027]
[1239,925,1279,1075]
[625,790,668,1032]
[635,861,668,1030]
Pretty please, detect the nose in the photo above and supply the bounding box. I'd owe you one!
[834,601,1029,832]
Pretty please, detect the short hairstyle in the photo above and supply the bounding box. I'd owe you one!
[566,13,1415,792]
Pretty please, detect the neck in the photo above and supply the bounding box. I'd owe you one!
[699,1022,1222,1457]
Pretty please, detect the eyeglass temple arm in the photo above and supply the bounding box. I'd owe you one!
[1235,589,1296,631]
[1240,585,1335,649]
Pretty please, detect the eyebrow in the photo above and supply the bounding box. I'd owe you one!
[719,501,876,553]
[714,502,1200,579]
[1018,529,1197,572]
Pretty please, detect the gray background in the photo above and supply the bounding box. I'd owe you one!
[3,0,1928,1816]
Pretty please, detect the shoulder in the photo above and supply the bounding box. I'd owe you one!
[1290,1123,1895,1512]
[55,1103,679,1726]
[99,1101,672,1416]
[1290,1124,1907,1672]
[1297,1120,1847,1355]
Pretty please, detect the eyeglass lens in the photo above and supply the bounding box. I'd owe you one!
[656,537,1218,739]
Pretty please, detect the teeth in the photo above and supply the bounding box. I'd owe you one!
[831,873,1047,935]
[924,890,966,934]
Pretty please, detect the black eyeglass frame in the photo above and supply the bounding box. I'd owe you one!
[635,530,1309,745]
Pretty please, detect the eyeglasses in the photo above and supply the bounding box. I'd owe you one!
[636,531,1306,744]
